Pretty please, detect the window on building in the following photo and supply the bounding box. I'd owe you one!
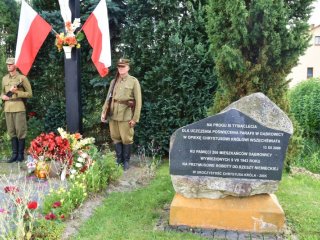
[307,67,313,78]
[315,36,320,45]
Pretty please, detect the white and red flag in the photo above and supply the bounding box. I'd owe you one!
[15,0,52,75]
[58,0,72,24]
[82,0,111,77]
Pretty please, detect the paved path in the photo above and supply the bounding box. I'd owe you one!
[0,161,67,203]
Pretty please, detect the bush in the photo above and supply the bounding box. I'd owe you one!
[26,116,45,148]
[32,218,65,240]
[293,137,320,173]
[285,116,305,171]
[120,1,216,154]
[0,132,10,160]
[44,100,66,133]
[289,78,320,138]
[42,150,122,218]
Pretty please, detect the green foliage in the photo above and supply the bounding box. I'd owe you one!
[0,0,19,55]
[0,132,10,160]
[26,116,45,148]
[44,99,67,133]
[120,0,216,153]
[32,218,65,240]
[206,0,313,113]
[42,179,86,218]
[285,116,305,171]
[0,46,7,78]
[292,137,320,173]
[289,78,320,138]
[85,152,123,193]
[0,99,10,159]
[42,150,122,218]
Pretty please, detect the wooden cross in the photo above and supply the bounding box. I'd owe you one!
[64,0,82,133]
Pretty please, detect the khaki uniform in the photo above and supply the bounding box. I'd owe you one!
[1,72,32,138]
[102,74,142,144]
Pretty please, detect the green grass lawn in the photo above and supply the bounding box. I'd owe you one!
[276,173,320,240]
[72,163,320,240]
[72,164,203,240]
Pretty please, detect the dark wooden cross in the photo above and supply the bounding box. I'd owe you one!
[64,0,82,133]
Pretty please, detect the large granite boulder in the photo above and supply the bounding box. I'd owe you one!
[170,93,293,199]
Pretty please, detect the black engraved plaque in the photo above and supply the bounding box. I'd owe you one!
[169,109,291,180]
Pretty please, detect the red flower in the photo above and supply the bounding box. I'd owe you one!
[27,201,38,210]
[28,132,73,165]
[60,214,65,219]
[16,198,23,204]
[4,186,19,194]
[45,212,56,220]
[52,201,61,208]
[28,111,37,117]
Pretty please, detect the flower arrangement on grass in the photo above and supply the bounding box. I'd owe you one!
[55,19,84,52]
[28,132,72,163]
[57,128,95,178]
[27,128,95,180]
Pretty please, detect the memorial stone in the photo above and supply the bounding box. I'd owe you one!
[170,93,293,199]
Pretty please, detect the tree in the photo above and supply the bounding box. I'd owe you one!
[0,0,19,75]
[120,0,216,153]
[206,0,313,113]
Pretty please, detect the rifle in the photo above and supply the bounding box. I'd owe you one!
[5,79,23,97]
[104,72,119,118]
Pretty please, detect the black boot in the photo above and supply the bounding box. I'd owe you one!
[16,139,25,162]
[7,137,18,163]
[122,144,132,171]
[114,143,123,166]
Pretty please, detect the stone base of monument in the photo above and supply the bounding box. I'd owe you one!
[170,193,285,233]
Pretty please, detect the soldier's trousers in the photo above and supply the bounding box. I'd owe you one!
[5,112,27,139]
[109,119,134,145]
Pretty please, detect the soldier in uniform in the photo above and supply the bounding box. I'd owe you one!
[101,58,142,170]
[1,58,32,163]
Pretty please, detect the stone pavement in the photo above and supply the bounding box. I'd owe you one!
[0,160,67,208]
[164,225,287,240]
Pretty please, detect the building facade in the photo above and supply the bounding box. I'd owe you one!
[288,25,320,88]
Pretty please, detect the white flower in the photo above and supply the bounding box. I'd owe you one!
[75,163,83,168]
[80,152,88,158]
[77,157,85,163]
[74,137,95,150]
[70,169,77,175]
[57,127,68,139]
[73,18,81,29]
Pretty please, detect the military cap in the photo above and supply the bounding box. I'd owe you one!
[6,58,15,65]
[117,58,130,66]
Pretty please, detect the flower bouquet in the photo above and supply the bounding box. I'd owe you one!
[28,129,95,180]
[57,128,95,179]
[28,132,72,180]
[55,19,84,57]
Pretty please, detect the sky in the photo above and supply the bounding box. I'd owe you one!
[309,1,320,25]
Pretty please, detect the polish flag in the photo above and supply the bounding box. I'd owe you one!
[58,0,71,24]
[83,0,111,77]
[15,1,52,76]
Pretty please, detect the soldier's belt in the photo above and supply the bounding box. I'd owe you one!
[8,98,23,102]
[114,99,135,107]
